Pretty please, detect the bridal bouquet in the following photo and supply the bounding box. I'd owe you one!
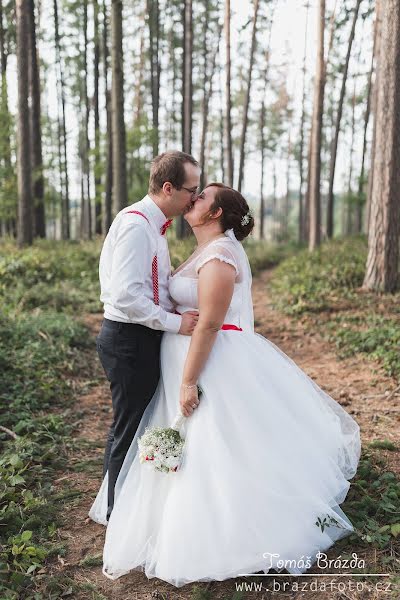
[138,415,185,473]
[138,386,202,473]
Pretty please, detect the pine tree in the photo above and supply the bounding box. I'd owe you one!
[363,0,400,292]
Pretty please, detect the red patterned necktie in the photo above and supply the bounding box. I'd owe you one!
[160,219,173,235]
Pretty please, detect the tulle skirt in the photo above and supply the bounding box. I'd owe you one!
[89,329,361,587]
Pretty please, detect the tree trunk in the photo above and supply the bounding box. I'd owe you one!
[284,131,291,239]
[54,0,65,240]
[199,0,209,190]
[366,0,382,235]
[182,0,192,154]
[147,0,160,155]
[178,0,193,238]
[218,63,225,181]
[80,0,91,239]
[272,161,277,241]
[363,0,400,292]
[298,0,310,243]
[100,0,111,233]
[224,0,233,186]
[111,0,127,215]
[308,0,325,251]
[134,27,145,125]
[16,0,33,247]
[0,0,10,171]
[324,0,338,70]
[103,1,112,234]
[94,0,101,234]
[54,0,70,239]
[326,0,362,239]
[259,102,265,239]
[0,0,8,156]
[199,18,222,190]
[304,114,313,242]
[237,0,259,192]
[28,0,45,239]
[259,5,275,240]
[0,0,14,236]
[356,26,374,234]
[346,82,357,234]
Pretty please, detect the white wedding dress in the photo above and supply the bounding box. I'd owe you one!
[89,229,361,587]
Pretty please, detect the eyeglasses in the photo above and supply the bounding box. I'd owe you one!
[181,186,199,198]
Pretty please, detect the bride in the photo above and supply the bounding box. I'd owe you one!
[89,183,361,587]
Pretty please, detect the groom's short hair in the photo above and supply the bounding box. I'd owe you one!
[149,151,199,194]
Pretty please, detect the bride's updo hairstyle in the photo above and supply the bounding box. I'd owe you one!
[202,182,254,241]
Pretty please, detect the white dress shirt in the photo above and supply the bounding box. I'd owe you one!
[99,195,182,333]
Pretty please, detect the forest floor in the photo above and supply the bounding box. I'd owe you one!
[45,269,400,600]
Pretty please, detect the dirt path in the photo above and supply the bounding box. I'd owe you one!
[50,269,400,600]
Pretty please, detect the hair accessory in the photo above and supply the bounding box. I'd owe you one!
[241,211,252,226]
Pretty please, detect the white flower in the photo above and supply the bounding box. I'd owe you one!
[241,212,251,226]
[138,425,185,474]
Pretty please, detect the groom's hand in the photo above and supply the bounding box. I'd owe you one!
[179,311,199,336]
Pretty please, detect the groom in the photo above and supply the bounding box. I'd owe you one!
[97,151,201,520]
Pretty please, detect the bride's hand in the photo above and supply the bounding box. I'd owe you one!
[180,383,200,417]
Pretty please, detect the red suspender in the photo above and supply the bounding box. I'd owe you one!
[125,210,159,305]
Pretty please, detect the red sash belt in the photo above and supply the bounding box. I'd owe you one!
[221,324,243,331]
[175,310,242,331]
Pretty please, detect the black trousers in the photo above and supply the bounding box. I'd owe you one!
[96,318,162,520]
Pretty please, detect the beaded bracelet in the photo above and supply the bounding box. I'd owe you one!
[181,383,203,396]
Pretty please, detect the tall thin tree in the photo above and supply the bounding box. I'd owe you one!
[111,0,127,215]
[182,0,192,154]
[16,0,33,246]
[345,79,357,234]
[0,0,15,236]
[259,3,275,239]
[80,0,91,239]
[326,0,362,238]
[103,0,112,233]
[218,62,225,181]
[94,0,102,234]
[308,0,325,251]
[54,0,70,239]
[178,0,193,239]
[237,0,260,192]
[224,0,233,186]
[365,0,382,234]
[363,0,400,292]
[199,11,222,190]
[298,0,310,243]
[28,0,45,238]
[147,0,160,155]
[356,12,376,233]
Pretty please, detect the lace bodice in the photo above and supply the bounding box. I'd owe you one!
[169,233,254,331]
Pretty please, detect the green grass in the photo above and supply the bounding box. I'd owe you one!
[329,314,400,379]
[0,240,98,597]
[0,233,289,314]
[341,450,400,556]
[269,235,400,380]
[0,239,102,315]
[269,236,367,315]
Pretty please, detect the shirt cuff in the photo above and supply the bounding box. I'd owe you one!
[164,312,182,333]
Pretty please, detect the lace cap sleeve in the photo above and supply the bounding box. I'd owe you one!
[195,244,239,276]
